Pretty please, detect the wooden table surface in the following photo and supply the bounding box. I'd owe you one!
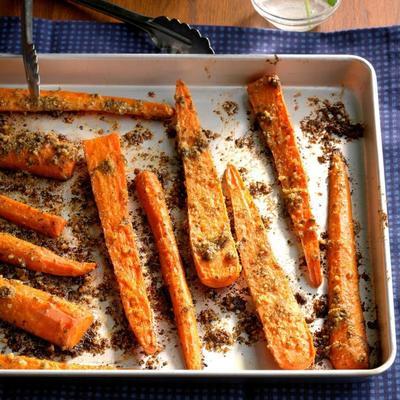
[0,0,399,31]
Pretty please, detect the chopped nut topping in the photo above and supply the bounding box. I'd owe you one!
[222,101,239,116]
[195,232,230,261]
[95,159,114,175]
[0,286,13,298]
[179,136,208,159]
[267,75,280,87]
[257,110,273,124]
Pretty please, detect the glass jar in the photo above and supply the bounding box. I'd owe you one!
[251,0,342,31]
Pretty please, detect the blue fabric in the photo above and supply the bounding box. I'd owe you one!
[0,16,399,399]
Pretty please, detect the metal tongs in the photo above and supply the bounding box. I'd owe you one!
[21,0,40,101]
[69,0,214,54]
[20,0,214,97]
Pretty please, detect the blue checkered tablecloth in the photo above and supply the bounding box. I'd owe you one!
[0,16,399,400]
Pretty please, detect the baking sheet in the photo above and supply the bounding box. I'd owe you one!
[0,55,394,377]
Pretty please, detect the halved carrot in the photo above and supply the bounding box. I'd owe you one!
[247,74,322,287]
[0,88,174,120]
[83,133,157,355]
[175,80,241,288]
[0,130,76,180]
[327,152,369,369]
[0,232,96,277]
[0,277,93,349]
[136,171,202,370]
[0,353,114,370]
[222,164,315,370]
[0,194,66,238]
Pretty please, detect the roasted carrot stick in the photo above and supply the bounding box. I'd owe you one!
[83,133,157,355]
[175,80,241,288]
[0,194,66,238]
[0,353,114,370]
[0,130,76,180]
[247,74,322,287]
[0,233,96,277]
[0,88,174,120]
[136,171,202,370]
[327,152,369,369]
[222,164,315,370]
[0,277,93,348]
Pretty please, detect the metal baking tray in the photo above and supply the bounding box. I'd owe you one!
[0,54,395,379]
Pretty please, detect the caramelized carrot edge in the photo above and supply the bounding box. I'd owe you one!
[0,277,93,348]
[0,194,66,238]
[327,152,369,369]
[0,232,95,277]
[0,88,174,120]
[175,80,241,288]
[83,133,157,355]
[0,353,114,370]
[222,163,315,370]
[247,74,322,287]
[136,171,202,370]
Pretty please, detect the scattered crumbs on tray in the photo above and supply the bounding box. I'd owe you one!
[122,123,153,146]
[313,295,328,319]
[234,313,264,346]
[300,98,364,163]
[234,131,254,149]
[295,292,307,306]
[198,309,219,325]
[353,218,362,237]
[293,91,302,111]
[248,181,272,197]
[221,293,247,314]
[238,166,248,176]
[213,100,239,123]
[265,54,280,65]
[163,120,177,139]
[313,322,330,364]
[204,65,211,79]
[222,101,239,116]
[144,355,168,370]
[196,281,265,354]
[203,327,234,353]
[203,129,220,141]
[62,112,76,124]
[0,80,379,371]
[378,210,389,227]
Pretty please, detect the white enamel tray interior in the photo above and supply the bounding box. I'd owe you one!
[0,55,395,378]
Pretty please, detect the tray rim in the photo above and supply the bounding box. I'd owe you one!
[0,53,395,379]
